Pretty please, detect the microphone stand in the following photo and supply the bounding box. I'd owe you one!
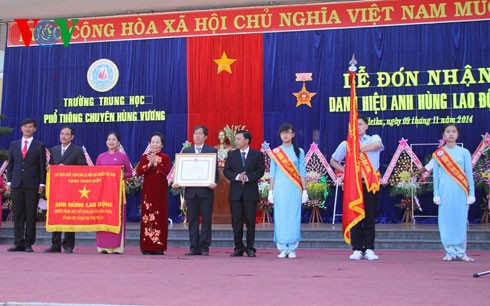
[473,270,490,278]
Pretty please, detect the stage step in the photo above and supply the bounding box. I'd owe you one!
[1,223,490,250]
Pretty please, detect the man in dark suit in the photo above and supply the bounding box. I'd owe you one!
[44,126,88,253]
[6,118,47,252]
[224,130,265,257]
[173,125,219,256]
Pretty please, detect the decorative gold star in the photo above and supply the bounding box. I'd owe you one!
[293,83,317,107]
[213,51,236,74]
[78,185,91,199]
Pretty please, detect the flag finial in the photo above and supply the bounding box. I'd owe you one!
[349,54,357,72]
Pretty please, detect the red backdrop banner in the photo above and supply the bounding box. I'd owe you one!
[46,165,124,233]
[8,0,490,46]
[186,34,264,149]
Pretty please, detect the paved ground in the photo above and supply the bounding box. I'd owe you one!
[1,245,489,306]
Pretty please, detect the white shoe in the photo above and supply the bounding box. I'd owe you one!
[349,250,363,260]
[458,255,474,262]
[443,255,454,261]
[277,251,287,259]
[363,249,379,260]
[288,252,297,259]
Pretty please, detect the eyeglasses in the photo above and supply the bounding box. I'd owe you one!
[280,131,294,135]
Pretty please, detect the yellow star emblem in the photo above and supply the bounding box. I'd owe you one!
[78,185,91,199]
[213,51,236,74]
[293,83,317,108]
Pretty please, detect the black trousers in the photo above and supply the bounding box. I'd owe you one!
[186,196,214,253]
[351,186,379,252]
[51,232,76,250]
[11,187,40,248]
[230,199,257,252]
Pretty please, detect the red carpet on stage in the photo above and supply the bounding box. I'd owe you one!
[0,245,489,306]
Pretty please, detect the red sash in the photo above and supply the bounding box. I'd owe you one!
[267,146,302,192]
[433,147,469,196]
[359,152,380,193]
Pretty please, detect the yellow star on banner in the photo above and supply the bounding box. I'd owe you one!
[213,51,236,74]
[78,185,91,199]
[293,83,317,108]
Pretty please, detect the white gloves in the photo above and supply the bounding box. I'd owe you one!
[268,190,274,204]
[467,196,476,205]
[433,197,441,205]
[301,190,309,204]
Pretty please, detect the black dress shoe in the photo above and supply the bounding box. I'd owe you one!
[64,248,73,254]
[24,246,34,252]
[245,249,256,257]
[200,251,209,256]
[7,246,25,252]
[44,247,61,253]
[230,250,244,257]
[154,251,164,255]
[185,251,201,256]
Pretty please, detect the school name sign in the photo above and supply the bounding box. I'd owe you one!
[8,0,490,47]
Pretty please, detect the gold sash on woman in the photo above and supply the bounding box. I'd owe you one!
[433,147,469,196]
[267,146,302,192]
[359,152,380,193]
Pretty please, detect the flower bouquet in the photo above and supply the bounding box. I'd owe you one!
[257,172,272,223]
[390,171,423,223]
[125,173,142,195]
[304,172,329,223]
[473,148,490,223]
[223,124,246,148]
[2,192,12,222]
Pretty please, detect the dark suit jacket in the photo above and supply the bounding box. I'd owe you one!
[182,144,219,199]
[223,148,265,202]
[7,139,47,189]
[49,144,88,166]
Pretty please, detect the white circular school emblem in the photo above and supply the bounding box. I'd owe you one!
[87,59,119,92]
[437,151,444,156]
[273,148,279,153]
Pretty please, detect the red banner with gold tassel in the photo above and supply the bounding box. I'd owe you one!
[46,165,124,234]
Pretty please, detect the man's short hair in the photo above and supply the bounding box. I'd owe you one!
[236,130,252,145]
[21,118,36,127]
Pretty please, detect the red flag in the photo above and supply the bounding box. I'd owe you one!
[186,34,264,149]
[342,71,365,244]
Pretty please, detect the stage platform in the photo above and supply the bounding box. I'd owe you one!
[1,222,490,250]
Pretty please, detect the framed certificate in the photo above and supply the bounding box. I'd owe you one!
[174,153,217,187]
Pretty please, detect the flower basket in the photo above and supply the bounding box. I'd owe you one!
[257,175,273,223]
[480,187,490,224]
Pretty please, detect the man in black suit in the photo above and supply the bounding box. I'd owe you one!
[6,118,47,252]
[173,125,219,256]
[44,126,88,254]
[224,130,265,257]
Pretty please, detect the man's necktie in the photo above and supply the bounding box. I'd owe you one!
[22,140,28,159]
[241,151,246,167]
[61,148,66,156]
[196,147,201,154]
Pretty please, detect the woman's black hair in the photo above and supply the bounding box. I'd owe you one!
[150,132,165,146]
[441,123,460,135]
[279,123,300,158]
[107,131,121,142]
